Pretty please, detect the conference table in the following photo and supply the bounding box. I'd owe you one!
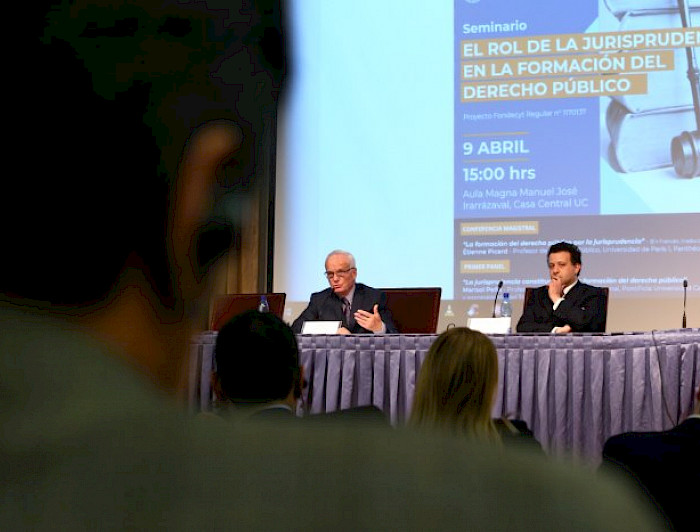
[189,329,700,464]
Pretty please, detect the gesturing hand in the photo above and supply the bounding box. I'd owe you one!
[354,304,383,333]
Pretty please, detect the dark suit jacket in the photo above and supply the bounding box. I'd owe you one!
[601,417,700,532]
[248,405,298,423]
[306,406,390,427]
[291,283,397,334]
[516,282,606,333]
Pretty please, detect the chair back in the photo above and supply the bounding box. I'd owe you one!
[380,287,442,334]
[522,286,609,331]
[210,293,286,330]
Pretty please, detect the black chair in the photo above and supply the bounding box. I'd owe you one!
[210,293,286,330]
[379,288,442,334]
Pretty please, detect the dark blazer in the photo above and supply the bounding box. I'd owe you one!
[516,282,606,333]
[494,418,543,454]
[249,405,298,422]
[601,417,700,532]
[291,283,397,334]
[306,406,390,427]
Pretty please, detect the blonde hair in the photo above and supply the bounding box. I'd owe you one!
[410,327,500,442]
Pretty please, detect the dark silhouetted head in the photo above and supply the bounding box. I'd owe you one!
[215,310,300,404]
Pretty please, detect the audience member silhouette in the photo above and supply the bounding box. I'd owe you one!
[213,310,303,419]
[601,386,700,531]
[213,309,388,425]
[410,327,541,451]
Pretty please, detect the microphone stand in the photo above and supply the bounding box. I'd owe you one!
[492,281,503,318]
[682,280,688,328]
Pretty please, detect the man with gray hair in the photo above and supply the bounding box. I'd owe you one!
[292,250,397,334]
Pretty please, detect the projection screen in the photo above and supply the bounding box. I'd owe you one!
[274,0,700,332]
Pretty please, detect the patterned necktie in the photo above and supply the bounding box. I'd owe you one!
[342,297,352,328]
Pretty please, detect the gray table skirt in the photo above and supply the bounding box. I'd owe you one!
[189,329,700,463]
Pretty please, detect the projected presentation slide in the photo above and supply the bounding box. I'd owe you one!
[454,0,700,301]
[275,0,699,318]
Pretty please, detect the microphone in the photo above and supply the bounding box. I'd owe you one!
[492,280,504,318]
[671,0,700,178]
[682,279,688,328]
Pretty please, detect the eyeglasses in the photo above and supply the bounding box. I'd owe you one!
[324,267,356,280]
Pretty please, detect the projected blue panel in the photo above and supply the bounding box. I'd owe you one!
[454,1,599,219]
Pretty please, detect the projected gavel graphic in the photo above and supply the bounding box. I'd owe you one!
[671,0,700,177]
